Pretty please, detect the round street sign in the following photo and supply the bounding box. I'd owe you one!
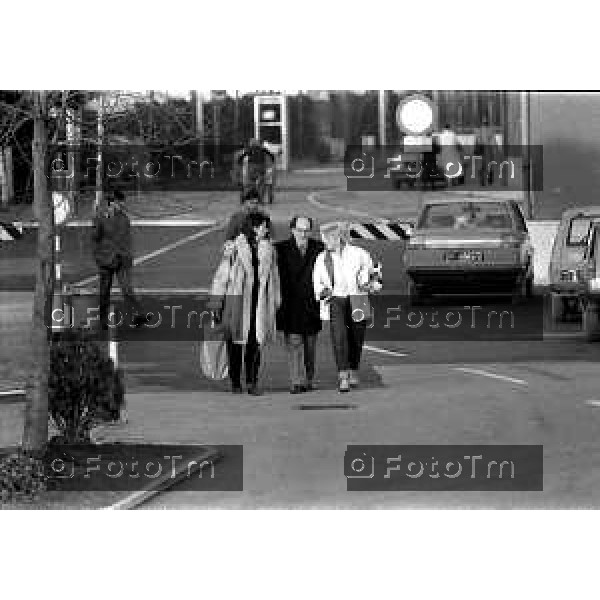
[396,95,435,135]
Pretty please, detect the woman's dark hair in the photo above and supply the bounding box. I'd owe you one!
[241,210,271,242]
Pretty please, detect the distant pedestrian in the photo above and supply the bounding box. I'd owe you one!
[438,123,462,186]
[313,222,375,393]
[476,115,498,186]
[275,216,325,394]
[92,189,146,329]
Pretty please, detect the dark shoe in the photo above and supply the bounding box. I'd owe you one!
[290,385,304,394]
[247,385,263,396]
[232,384,243,394]
[305,381,316,392]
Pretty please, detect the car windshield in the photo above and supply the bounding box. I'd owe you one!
[418,202,513,230]
[567,217,596,245]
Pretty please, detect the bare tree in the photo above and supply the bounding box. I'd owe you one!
[23,90,53,452]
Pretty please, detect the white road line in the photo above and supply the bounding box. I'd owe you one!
[543,331,586,339]
[73,223,224,288]
[0,389,25,397]
[16,219,217,227]
[307,191,374,219]
[293,168,344,174]
[363,344,408,357]
[585,400,600,408]
[454,367,528,386]
[69,287,210,295]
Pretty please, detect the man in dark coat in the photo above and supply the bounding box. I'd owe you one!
[275,216,325,393]
[93,190,146,329]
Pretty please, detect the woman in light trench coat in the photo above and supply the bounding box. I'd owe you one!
[211,210,281,395]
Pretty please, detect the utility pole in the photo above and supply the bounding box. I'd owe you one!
[24,90,52,452]
[193,90,204,164]
[95,94,104,214]
[378,90,386,147]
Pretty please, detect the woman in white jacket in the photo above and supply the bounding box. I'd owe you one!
[313,222,374,393]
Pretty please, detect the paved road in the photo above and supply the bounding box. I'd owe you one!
[3,182,600,508]
[124,191,599,509]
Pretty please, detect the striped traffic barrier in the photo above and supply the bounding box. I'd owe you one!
[349,221,412,240]
[0,221,23,241]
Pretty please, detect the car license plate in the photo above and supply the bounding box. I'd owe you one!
[445,251,484,262]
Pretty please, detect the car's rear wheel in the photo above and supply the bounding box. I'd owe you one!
[512,274,528,305]
[408,279,429,306]
[513,266,534,305]
[582,300,600,341]
[526,274,534,298]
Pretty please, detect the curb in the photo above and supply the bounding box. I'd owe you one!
[103,445,223,510]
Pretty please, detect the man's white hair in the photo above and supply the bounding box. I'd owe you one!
[320,221,350,241]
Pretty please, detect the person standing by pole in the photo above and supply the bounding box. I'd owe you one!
[476,115,498,187]
[92,189,147,330]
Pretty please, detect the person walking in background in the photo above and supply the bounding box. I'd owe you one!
[313,222,374,393]
[476,115,498,186]
[211,209,280,395]
[275,216,325,394]
[92,189,147,330]
[438,123,462,186]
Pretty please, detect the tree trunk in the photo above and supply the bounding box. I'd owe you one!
[23,90,53,453]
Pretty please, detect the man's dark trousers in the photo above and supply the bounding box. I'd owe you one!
[284,332,317,386]
[329,297,366,372]
[98,255,143,328]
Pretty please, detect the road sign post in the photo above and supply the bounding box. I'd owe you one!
[254,94,288,171]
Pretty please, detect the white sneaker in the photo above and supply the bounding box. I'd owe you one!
[338,375,350,393]
[348,370,359,387]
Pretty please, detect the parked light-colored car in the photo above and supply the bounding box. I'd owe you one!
[404,198,534,303]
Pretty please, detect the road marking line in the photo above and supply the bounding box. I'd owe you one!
[585,400,600,408]
[73,223,224,288]
[308,191,374,219]
[293,168,344,174]
[543,331,586,339]
[16,219,217,227]
[0,389,25,396]
[68,287,210,295]
[363,344,408,357]
[454,367,528,386]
